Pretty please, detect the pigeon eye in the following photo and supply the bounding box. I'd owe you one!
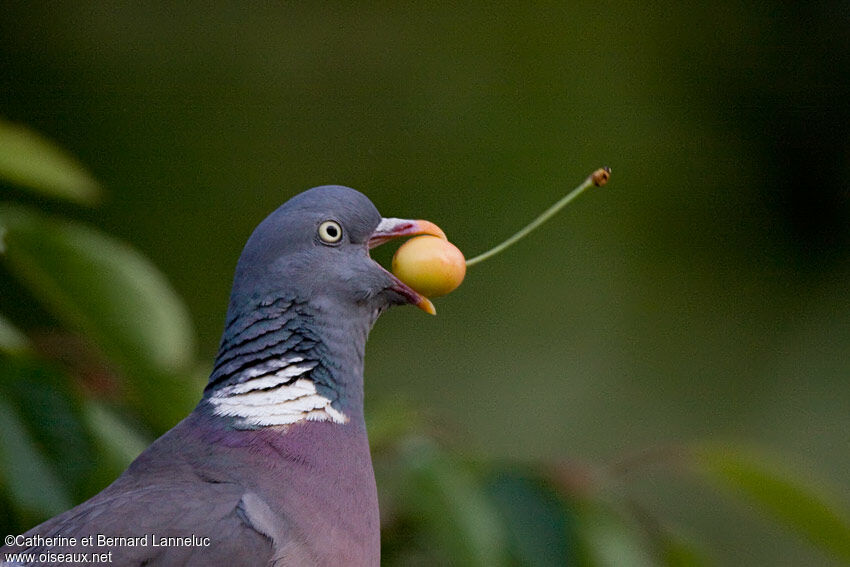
[318,220,343,244]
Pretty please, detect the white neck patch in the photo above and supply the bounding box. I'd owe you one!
[208,358,349,428]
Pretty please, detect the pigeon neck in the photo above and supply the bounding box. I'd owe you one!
[202,294,370,430]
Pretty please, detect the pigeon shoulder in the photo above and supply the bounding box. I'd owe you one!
[0,418,309,566]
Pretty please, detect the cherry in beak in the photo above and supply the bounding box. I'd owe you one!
[368,218,447,315]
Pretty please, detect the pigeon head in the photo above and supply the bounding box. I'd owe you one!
[230,185,441,317]
[204,185,444,425]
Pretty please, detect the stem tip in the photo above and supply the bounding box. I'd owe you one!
[591,167,612,187]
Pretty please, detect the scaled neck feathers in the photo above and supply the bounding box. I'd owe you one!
[202,295,369,430]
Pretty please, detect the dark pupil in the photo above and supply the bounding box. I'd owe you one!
[326,225,338,238]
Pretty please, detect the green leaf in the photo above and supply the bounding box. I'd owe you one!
[0,355,101,502]
[485,468,577,567]
[574,498,657,567]
[694,445,850,563]
[0,206,195,374]
[0,120,100,204]
[0,397,72,521]
[0,313,30,355]
[398,436,509,566]
[82,400,150,468]
[0,206,198,430]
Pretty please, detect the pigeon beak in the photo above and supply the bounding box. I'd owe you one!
[368,218,447,249]
[368,218,446,315]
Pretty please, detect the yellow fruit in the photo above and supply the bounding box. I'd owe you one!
[392,235,466,297]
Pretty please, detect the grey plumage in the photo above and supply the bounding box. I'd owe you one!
[2,186,442,566]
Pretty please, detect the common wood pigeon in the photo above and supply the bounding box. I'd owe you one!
[1,186,444,566]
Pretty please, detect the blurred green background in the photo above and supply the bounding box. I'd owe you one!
[2,3,849,565]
